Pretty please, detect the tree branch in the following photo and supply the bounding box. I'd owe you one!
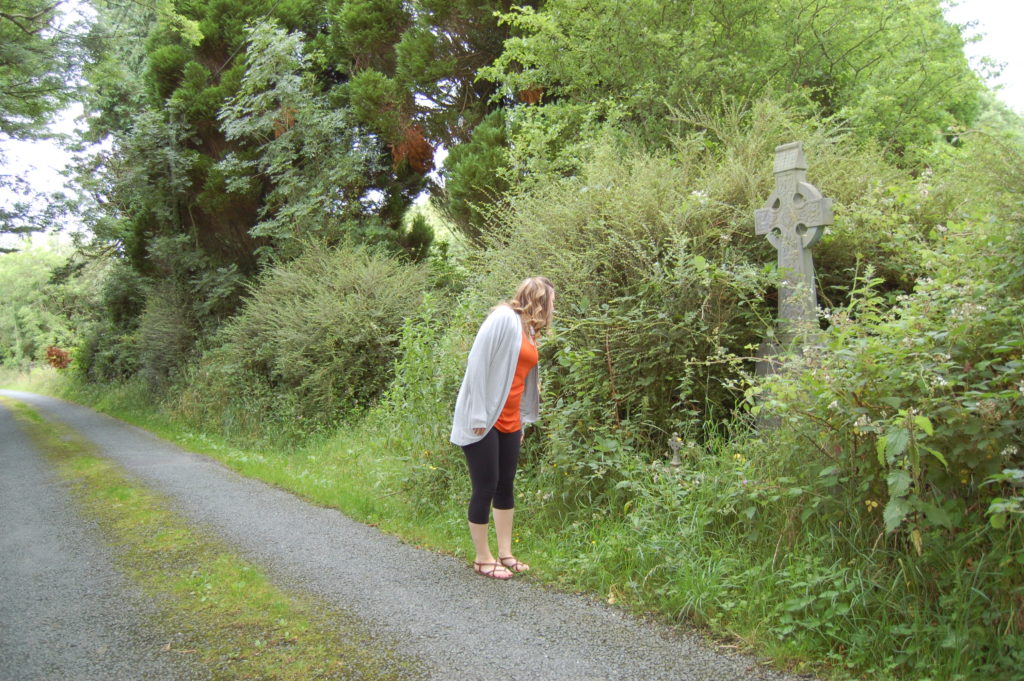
[0,2,62,36]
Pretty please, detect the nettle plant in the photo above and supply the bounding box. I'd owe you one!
[751,230,1024,548]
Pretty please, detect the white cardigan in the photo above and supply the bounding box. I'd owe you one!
[450,304,540,446]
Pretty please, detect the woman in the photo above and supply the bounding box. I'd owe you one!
[451,276,555,580]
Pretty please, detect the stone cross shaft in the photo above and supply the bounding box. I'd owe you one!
[754,142,832,343]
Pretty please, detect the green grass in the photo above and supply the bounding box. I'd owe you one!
[0,393,425,681]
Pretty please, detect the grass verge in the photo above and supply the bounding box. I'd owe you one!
[0,394,426,681]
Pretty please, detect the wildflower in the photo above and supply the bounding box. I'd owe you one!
[854,415,871,429]
[864,499,879,511]
[1002,446,1019,460]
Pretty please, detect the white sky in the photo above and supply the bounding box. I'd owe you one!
[944,0,1024,113]
[0,0,1022,244]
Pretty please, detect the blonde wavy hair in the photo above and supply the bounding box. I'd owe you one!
[507,276,555,336]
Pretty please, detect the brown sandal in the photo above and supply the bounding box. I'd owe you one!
[498,555,530,573]
[474,561,513,580]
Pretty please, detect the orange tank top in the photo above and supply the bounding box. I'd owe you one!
[495,331,538,433]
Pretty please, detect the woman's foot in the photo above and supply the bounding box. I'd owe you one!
[474,561,513,580]
[498,555,530,573]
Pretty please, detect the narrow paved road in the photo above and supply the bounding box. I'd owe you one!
[0,397,209,681]
[0,390,810,681]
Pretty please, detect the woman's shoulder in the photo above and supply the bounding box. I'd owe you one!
[490,302,517,318]
[480,303,520,335]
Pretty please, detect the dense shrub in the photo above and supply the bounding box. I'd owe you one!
[136,282,197,389]
[74,320,141,382]
[73,261,147,382]
[173,242,428,441]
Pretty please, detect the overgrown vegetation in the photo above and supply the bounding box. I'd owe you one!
[172,242,430,442]
[2,0,1023,679]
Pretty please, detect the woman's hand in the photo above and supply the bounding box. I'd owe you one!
[473,427,486,436]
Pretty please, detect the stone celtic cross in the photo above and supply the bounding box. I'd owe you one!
[754,141,832,347]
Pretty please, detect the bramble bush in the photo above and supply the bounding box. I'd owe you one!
[401,140,776,515]
[736,218,1024,677]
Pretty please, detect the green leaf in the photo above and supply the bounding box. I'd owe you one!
[990,513,1007,529]
[885,428,910,462]
[919,501,954,529]
[913,415,933,436]
[887,470,912,498]
[883,498,911,533]
[924,446,949,469]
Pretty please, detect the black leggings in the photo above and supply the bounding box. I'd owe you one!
[461,427,521,525]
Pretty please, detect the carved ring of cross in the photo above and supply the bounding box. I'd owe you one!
[754,179,829,251]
